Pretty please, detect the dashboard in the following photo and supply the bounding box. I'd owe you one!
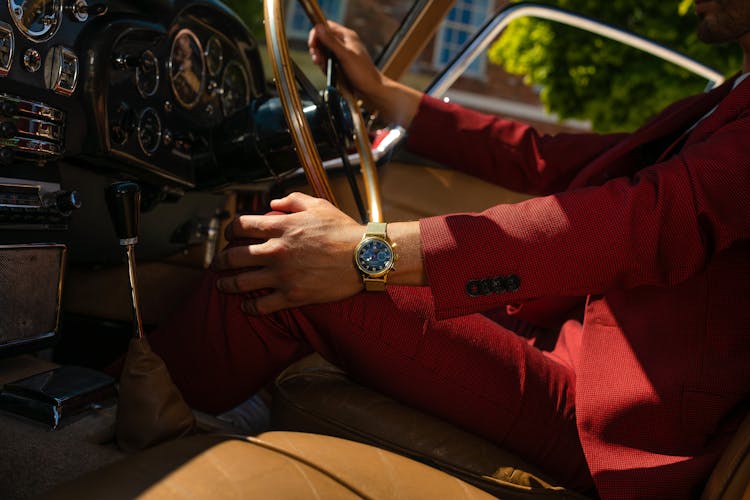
[0,1,328,257]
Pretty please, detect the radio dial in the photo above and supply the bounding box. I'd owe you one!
[50,190,82,214]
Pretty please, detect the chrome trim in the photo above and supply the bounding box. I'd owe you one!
[108,149,196,188]
[8,0,63,42]
[0,94,66,122]
[136,107,162,156]
[316,126,405,170]
[0,136,61,156]
[428,2,725,97]
[168,28,205,110]
[43,46,79,96]
[135,49,160,98]
[16,117,63,141]
[22,48,41,72]
[0,21,14,76]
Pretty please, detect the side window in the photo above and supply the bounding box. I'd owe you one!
[433,0,492,79]
[285,0,347,40]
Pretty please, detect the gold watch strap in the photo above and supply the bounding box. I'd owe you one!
[361,222,390,292]
[365,222,387,238]
[363,278,387,292]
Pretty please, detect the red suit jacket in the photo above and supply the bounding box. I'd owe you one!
[406,75,750,498]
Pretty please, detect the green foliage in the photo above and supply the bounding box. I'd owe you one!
[488,0,742,132]
[221,0,264,38]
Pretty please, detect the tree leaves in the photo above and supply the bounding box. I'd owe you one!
[488,0,742,132]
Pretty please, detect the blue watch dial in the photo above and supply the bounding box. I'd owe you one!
[356,238,393,274]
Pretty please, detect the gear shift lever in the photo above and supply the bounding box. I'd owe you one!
[106,181,195,452]
[106,181,144,339]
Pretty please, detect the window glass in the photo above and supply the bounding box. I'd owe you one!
[434,0,492,79]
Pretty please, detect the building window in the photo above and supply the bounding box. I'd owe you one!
[434,0,492,78]
[286,0,347,40]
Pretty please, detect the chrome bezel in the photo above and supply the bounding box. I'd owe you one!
[205,35,223,77]
[7,0,63,43]
[44,46,78,96]
[168,28,205,110]
[135,50,160,98]
[0,93,65,122]
[354,236,395,277]
[136,107,161,156]
[220,59,250,117]
[0,21,14,76]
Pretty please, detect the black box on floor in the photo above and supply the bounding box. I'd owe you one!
[0,365,116,429]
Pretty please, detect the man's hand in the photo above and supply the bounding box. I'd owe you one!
[212,192,365,315]
[308,21,423,127]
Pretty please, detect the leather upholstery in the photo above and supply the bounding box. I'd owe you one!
[702,408,750,500]
[271,354,589,499]
[42,432,496,499]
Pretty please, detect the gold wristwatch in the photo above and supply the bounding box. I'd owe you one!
[354,222,397,291]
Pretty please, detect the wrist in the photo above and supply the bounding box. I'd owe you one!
[367,77,422,128]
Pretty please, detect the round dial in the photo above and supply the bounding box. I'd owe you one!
[221,60,249,117]
[136,50,160,97]
[169,29,205,109]
[205,35,223,77]
[8,0,62,42]
[137,107,161,155]
[355,238,394,276]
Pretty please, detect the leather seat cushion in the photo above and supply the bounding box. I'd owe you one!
[271,354,589,499]
[41,432,496,499]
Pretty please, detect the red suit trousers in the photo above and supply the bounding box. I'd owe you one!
[148,271,594,491]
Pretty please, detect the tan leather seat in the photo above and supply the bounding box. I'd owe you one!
[271,354,750,500]
[41,432,497,499]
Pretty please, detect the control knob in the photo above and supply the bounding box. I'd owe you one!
[48,190,82,215]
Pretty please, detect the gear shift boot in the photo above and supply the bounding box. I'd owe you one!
[116,337,195,452]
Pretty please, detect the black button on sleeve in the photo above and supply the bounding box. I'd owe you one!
[466,280,481,297]
[506,275,521,292]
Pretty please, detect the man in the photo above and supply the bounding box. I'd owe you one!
[149,1,750,497]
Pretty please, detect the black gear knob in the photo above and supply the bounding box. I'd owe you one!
[106,181,141,245]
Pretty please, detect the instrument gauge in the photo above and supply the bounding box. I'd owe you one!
[168,29,205,109]
[8,0,63,42]
[137,107,161,155]
[135,50,160,97]
[221,60,250,118]
[205,36,223,77]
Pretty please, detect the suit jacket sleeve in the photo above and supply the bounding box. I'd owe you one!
[406,95,626,195]
[408,96,750,320]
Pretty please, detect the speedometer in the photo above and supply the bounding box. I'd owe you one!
[221,60,249,117]
[8,0,62,42]
[168,29,205,109]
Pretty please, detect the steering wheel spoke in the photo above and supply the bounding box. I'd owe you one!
[263,0,383,223]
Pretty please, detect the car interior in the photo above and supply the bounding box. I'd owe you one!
[0,0,748,498]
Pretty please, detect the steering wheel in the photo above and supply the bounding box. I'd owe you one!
[263,0,383,223]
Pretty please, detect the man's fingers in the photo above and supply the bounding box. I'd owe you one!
[225,214,285,241]
[244,291,290,315]
[270,192,323,213]
[213,241,274,271]
[216,267,276,294]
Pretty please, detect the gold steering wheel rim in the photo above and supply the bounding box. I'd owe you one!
[263,0,383,222]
